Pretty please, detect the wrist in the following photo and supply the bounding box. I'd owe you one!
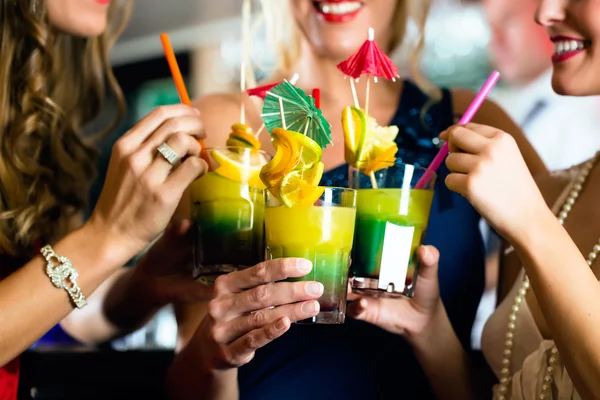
[511,205,558,250]
[405,300,451,351]
[81,217,140,269]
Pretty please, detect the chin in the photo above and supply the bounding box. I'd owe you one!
[551,69,600,97]
[68,20,108,38]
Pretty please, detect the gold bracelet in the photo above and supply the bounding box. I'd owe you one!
[40,245,87,309]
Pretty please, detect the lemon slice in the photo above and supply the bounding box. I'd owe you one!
[279,162,324,207]
[260,129,300,187]
[342,106,366,165]
[287,131,322,170]
[227,125,262,150]
[211,149,266,188]
[361,144,398,175]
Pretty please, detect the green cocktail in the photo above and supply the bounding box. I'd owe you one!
[349,163,436,297]
[190,147,270,283]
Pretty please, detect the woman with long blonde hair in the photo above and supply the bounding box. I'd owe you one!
[0,0,213,397]
[168,1,546,399]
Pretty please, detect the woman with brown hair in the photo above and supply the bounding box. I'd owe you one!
[0,0,212,397]
[168,1,546,399]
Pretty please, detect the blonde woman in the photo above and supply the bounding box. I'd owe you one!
[349,0,600,398]
[169,1,547,399]
[0,0,217,396]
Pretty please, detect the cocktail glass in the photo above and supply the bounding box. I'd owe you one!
[349,162,436,297]
[265,187,357,324]
[190,147,270,284]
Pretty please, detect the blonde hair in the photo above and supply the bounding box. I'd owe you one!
[0,0,132,255]
[256,0,439,99]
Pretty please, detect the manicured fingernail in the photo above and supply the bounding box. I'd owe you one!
[302,300,319,315]
[275,318,288,331]
[306,282,323,296]
[296,259,312,273]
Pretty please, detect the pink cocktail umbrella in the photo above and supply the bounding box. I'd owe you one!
[337,27,400,116]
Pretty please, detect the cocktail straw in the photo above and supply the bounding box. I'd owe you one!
[414,70,501,189]
[159,33,206,149]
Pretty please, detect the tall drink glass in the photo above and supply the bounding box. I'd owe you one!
[190,147,270,284]
[349,163,436,297]
[265,187,357,324]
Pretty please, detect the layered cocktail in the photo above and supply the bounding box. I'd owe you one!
[261,128,356,324]
[348,163,436,297]
[190,130,270,283]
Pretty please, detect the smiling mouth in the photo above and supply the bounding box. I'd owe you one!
[551,36,591,62]
[313,1,365,23]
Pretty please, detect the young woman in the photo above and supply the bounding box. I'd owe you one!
[0,0,221,397]
[168,1,547,399]
[349,0,600,398]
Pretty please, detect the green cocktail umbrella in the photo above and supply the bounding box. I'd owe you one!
[261,80,332,148]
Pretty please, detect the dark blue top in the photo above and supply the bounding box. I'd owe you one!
[239,80,485,399]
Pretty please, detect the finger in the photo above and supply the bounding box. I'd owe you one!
[162,156,208,197]
[215,258,313,293]
[447,126,489,154]
[346,297,406,334]
[223,280,323,317]
[118,105,200,152]
[445,152,478,174]
[141,115,205,154]
[347,282,359,302]
[415,245,440,281]
[214,300,319,343]
[462,123,499,138]
[444,173,469,197]
[225,317,291,367]
[144,133,202,185]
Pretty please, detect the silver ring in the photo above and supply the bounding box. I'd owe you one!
[157,143,180,166]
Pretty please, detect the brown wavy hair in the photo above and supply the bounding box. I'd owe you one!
[0,0,132,256]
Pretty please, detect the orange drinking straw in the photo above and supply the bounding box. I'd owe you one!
[159,33,206,149]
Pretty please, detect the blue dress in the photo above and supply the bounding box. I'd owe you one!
[238,80,485,399]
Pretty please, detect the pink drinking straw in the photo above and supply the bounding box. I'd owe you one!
[414,70,501,189]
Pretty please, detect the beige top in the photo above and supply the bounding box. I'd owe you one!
[481,172,582,400]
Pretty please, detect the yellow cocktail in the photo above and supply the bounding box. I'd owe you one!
[265,187,356,324]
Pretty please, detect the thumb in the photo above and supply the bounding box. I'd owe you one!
[416,245,439,282]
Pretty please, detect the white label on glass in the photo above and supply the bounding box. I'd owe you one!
[378,222,414,292]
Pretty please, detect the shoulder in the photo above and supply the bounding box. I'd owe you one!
[192,93,244,147]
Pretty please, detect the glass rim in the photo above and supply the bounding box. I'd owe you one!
[349,162,437,179]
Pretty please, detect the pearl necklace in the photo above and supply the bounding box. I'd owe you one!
[497,152,600,400]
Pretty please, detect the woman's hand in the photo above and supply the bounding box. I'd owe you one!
[441,123,549,243]
[88,104,207,261]
[194,258,323,370]
[347,246,443,344]
[129,219,213,306]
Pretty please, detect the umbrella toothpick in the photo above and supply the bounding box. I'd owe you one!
[370,171,378,189]
[240,61,246,124]
[350,78,360,109]
[279,97,287,130]
[254,123,266,138]
[365,76,371,117]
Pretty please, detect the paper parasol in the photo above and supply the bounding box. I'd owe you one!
[247,74,300,99]
[337,28,399,81]
[261,80,332,148]
[337,28,399,115]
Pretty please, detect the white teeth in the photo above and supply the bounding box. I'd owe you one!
[317,2,363,15]
[554,40,586,55]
